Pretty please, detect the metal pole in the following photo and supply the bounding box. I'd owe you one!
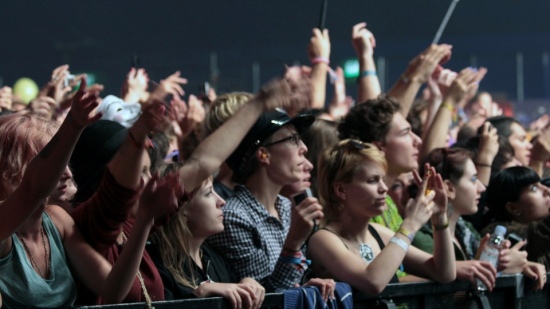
[252,61,260,93]
[433,0,460,44]
[516,52,524,104]
[377,56,386,92]
[543,51,550,99]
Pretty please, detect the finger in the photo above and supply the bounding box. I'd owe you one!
[412,169,423,187]
[419,163,432,194]
[352,22,367,36]
[512,239,527,250]
[318,282,327,302]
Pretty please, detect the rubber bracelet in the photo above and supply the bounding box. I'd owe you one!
[311,57,330,65]
[356,70,377,83]
[390,237,409,252]
[397,226,416,243]
[440,102,454,112]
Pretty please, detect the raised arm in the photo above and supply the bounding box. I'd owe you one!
[308,28,331,110]
[53,174,178,304]
[180,77,309,191]
[352,22,381,102]
[387,44,452,117]
[0,78,100,241]
[420,68,480,158]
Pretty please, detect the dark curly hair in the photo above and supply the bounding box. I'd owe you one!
[338,95,400,143]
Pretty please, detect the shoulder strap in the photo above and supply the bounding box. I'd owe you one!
[319,227,350,250]
[368,224,386,249]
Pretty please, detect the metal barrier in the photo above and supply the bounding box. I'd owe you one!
[77,273,550,309]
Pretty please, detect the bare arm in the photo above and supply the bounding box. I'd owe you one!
[308,28,331,110]
[57,174,178,303]
[387,44,452,117]
[352,22,381,102]
[107,100,165,189]
[0,79,100,242]
[180,78,309,191]
[420,68,478,159]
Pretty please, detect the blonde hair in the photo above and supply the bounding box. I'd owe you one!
[151,162,212,289]
[201,92,253,139]
[317,139,387,222]
[0,111,58,200]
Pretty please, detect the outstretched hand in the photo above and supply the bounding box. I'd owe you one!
[405,44,453,84]
[257,75,311,112]
[68,78,102,129]
[138,173,180,226]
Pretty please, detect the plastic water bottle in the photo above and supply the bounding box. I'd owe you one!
[476,225,507,291]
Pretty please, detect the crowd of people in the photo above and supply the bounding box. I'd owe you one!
[1,21,550,309]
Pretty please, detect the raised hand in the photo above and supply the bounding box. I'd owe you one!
[0,86,13,111]
[405,44,453,84]
[477,122,499,166]
[29,96,57,120]
[121,68,149,103]
[133,99,167,137]
[257,76,310,112]
[308,28,330,60]
[352,22,376,58]
[151,71,188,100]
[138,173,179,225]
[67,78,102,129]
[405,167,437,232]
[444,67,480,106]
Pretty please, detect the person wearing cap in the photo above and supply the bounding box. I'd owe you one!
[69,101,166,305]
[207,108,336,298]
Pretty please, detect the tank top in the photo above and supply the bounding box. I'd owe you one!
[0,212,77,308]
[316,225,399,284]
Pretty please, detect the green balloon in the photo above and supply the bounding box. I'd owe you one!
[13,77,39,104]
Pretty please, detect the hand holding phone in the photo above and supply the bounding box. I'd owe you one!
[291,188,313,207]
[507,233,526,251]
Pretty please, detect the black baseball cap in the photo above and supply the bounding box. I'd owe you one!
[227,108,314,176]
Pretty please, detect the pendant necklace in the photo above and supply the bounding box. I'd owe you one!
[358,243,374,263]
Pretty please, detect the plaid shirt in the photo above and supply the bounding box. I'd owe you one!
[206,185,304,292]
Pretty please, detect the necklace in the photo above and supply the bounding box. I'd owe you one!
[17,224,49,278]
[358,243,374,263]
[120,232,154,309]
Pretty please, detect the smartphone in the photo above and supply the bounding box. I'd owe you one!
[507,233,526,250]
[291,188,313,206]
[199,82,211,103]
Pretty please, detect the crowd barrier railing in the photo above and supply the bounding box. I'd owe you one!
[76,273,550,309]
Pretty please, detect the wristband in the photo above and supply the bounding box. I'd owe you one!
[127,131,144,148]
[432,218,449,231]
[389,237,409,252]
[397,226,416,243]
[440,102,454,112]
[311,57,330,65]
[356,70,377,83]
[475,162,492,168]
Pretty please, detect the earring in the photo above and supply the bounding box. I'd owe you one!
[261,152,268,159]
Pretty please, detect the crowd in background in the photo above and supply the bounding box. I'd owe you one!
[1,21,550,309]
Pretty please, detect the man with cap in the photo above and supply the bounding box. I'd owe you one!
[207,108,335,297]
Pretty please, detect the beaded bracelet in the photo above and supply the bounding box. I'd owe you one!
[440,102,454,112]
